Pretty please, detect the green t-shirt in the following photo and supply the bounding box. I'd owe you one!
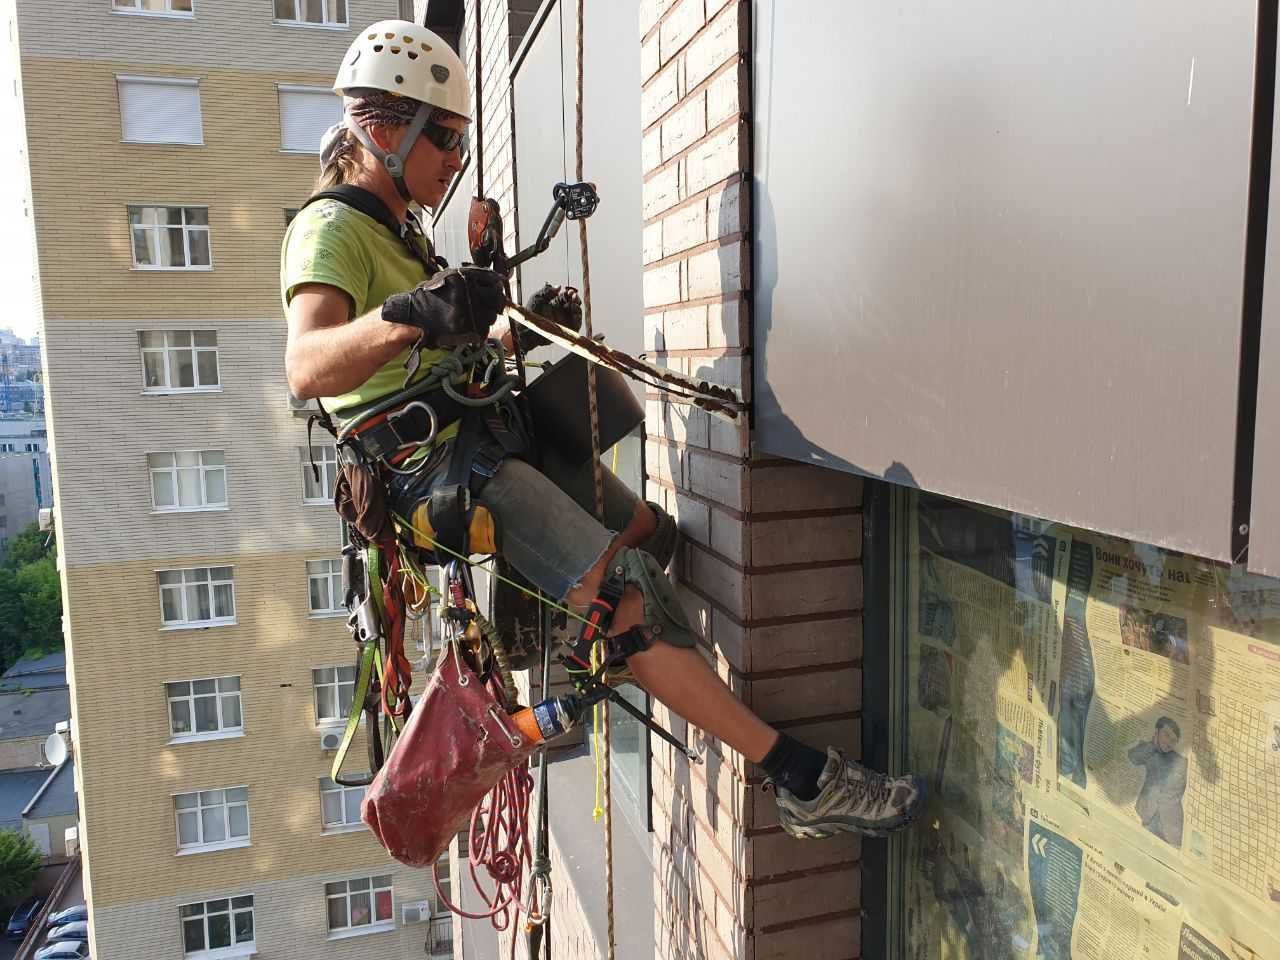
[280,199,456,433]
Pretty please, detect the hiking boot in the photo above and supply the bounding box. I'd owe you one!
[773,748,926,839]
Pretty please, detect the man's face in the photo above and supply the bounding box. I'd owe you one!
[1155,724,1179,753]
[399,115,468,210]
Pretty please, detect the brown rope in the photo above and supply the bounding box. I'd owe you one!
[574,1,617,958]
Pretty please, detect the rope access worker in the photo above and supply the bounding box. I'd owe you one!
[282,21,925,841]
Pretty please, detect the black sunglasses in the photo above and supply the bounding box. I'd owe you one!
[422,121,467,154]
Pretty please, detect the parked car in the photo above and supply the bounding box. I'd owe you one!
[45,904,87,929]
[6,897,45,939]
[47,921,88,943]
[34,940,89,960]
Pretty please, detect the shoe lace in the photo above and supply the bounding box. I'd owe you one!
[831,758,896,811]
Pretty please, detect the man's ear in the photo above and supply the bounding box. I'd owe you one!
[365,123,401,154]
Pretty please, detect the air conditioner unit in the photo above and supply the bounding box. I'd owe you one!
[38,507,53,531]
[401,900,432,925]
[320,729,343,752]
[64,826,79,857]
[288,391,314,418]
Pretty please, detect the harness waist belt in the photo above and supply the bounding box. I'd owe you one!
[346,388,476,461]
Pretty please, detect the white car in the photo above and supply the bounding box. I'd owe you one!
[34,940,89,960]
[47,922,88,943]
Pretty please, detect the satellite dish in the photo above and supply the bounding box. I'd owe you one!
[43,732,67,766]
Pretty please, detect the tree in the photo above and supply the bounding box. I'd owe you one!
[0,524,61,672]
[0,829,42,902]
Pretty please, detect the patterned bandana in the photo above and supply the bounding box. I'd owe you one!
[344,90,424,128]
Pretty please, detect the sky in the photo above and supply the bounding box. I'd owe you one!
[1,44,39,343]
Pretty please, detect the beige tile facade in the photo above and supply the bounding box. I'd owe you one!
[12,1,464,958]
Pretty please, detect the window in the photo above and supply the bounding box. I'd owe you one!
[139,330,219,392]
[113,0,193,14]
[313,665,355,724]
[301,445,338,502]
[159,566,235,627]
[274,0,347,27]
[0,517,6,529]
[129,206,211,269]
[174,787,250,851]
[307,559,343,614]
[284,207,300,225]
[326,875,392,936]
[149,450,227,511]
[23,443,36,452]
[0,443,14,452]
[167,677,242,739]
[278,85,343,153]
[320,777,365,831]
[180,896,254,957]
[117,76,202,144]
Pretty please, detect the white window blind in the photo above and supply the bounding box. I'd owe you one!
[279,87,342,153]
[118,77,204,145]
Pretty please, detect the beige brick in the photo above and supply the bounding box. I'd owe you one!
[686,450,747,510]
[645,312,666,352]
[644,260,683,306]
[639,0,668,37]
[749,565,862,620]
[647,438,686,487]
[708,413,749,457]
[642,60,680,127]
[644,162,682,219]
[686,241,747,299]
[661,201,710,257]
[751,830,861,882]
[706,297,749,348]
[685,121,746,196]
[689,352,751,401]
[643,126,664,174]
[686,0,746,88]
[662,90,708,160]
[641,30,661,82]
[644,220,665,264]
[749,463,864,513]
[687,544,746,618]
[663,303,710,349]
[711,612,864,673]
[755,912,861,960]
[706,60,747,128]
[750,514,863,566]
[659,0,706,64]
[753,867,862,929]
[706,176,746,239]
[748,666,862,724]
[708,510,749,566]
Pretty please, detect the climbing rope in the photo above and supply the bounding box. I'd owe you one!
[573,1,617,957]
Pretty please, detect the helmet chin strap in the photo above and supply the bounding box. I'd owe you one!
[346,103,434,205]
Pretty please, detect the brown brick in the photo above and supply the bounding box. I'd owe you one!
[749,463,864,514]
[753,867,862,930]
[755,912,861,960]
[749,565,861,620]
[750,514,862,566]
[747,666,862,725]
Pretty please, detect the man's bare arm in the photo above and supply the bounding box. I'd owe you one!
[285,283,419,400]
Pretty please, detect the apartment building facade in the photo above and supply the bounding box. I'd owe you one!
[12,1,456,958]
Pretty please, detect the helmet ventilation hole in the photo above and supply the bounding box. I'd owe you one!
[395,74,404,84]
[407,51,418,60]
[420,42,432,52]
[403,35,413,43]
[390,45,401,53]
[373,43,383,52]
[384,32,395,39]
[367,32,376,39]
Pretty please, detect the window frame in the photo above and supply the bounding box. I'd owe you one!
[272,0,349,29]
[319,777,366,833]
[157,565,236,629]
[166,676,243,743]
[138,329,220,394]
[179,895,255,958]
[111,0,194,18]
[128,204,213,271]
[325,875,394,938]
[306,558,344,616]
[173,786,251,855]
[312,665,356,725]
[300,444,338,503]
[148,449,228,513]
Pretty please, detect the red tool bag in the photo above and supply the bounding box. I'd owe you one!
[362,642,534,867]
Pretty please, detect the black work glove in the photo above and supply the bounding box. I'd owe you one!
[518,283,583,351]
[382,266,505,348]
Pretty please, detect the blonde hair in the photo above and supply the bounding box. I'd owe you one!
[315,127,363,191]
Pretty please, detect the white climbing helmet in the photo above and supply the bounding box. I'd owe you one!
[335,20,471,121]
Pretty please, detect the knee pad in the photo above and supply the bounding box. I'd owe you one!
[638,501,680,570]
[613,546,698,650]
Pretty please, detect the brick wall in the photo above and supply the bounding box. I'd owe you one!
[640,2,866,958]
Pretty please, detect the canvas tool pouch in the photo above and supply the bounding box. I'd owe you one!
[334,459,393,544]
[361,642,534,867]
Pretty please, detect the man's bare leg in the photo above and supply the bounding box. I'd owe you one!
[566,505,779,763]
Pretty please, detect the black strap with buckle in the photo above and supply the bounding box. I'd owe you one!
[351,389,474,462]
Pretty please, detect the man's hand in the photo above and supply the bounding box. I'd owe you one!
[382,266,506,348]
[518,283,583,351]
